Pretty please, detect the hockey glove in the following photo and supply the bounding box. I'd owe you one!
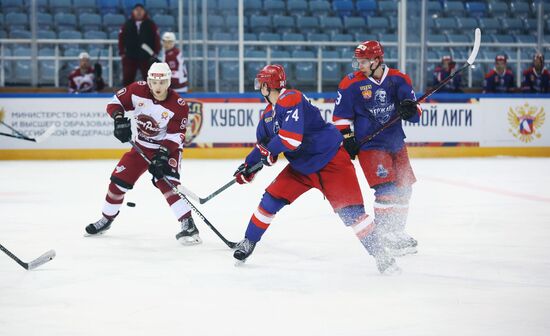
[397,99,419,121]
[93,63,102,78]
[234,163,258,184]
[148,146,170,179]
[113,112,132,143]
[256,143,278,166]
[340,128,359,160]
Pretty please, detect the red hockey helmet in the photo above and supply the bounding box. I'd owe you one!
[354,40,384,60]
[255,64,286,90]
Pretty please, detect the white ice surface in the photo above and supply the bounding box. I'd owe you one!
[1,157,549,336]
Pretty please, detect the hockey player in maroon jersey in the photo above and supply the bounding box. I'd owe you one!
[483,54,515,93]
[67,52,105,93]
[232,65,400,274]
[160,32,189,93]
[332,41,422,257]
[86,62,201,245]
[521,53,549,93]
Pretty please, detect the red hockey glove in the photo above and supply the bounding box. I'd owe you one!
[256,143,278,166]
[234,163,257,184]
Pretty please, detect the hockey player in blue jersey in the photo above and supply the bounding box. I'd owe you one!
[232,64,400,274]
[332,40,422,257]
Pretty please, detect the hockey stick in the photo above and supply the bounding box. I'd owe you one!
[0,120,56,143]
[0,243,56,270]
[128,141,237,248]
[357,28,481,147]
[178,162,264,204]
[141,43,160,62]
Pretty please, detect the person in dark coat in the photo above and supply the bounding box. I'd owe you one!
[118,3,161,86]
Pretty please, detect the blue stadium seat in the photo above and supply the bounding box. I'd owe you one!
[500,18,524,33]
[109,30,120,39]
[147,0,169,15]
[38,47,56,84]
[319,16,343,34]
[427,1,442,15]
[211,32,235,41]
[292,50,316,85]
[343,17,365,34]
[429,34,448,43]
[245,50,266,79]
[365,17,389,32]
[37,13,54,30]
[88,47,110,58]
[378,33,397,43]
[309,1,331,17]
[322,53,342,85]
[523,19,538,33]
[480,33,494,44]
[84,30,108,39]
[446,34,471,43]
[377,1,397,15]
[122,0,142,15]
[332,0,354,18]
[282,32,305,42]
[356,33,377,41]
[219,1,237,12]
[487,1,508,17]
[296,16,319,34]
[225,15,249,33]
[153,14,175,32]
[516,35,537,44]
[36,0,49,12]
[434,17,457,33]
[465,2,487,17]
[478,17,500,33]
[50,0,73,13]
[330,32,354,42]
[79,13,102,31]
[207,15,225,33]
[9,29,31,38]
[245,33,257,40]
[287,0,308,16]
[99,0,121,15]
[306,33,330,42]
[270,50,291,73]
[63,48,81,57]
[13,47,31,83]
[258,32,281,42]
[0,30,8,39]
[443,1,465,16]
[356,0,378,16]
[54,13,77,30]
[493,34,516,43]
[38,30,57,39]
[273,15,295,33]
[264,0,286,14]
[244,0,263,15]
[74,0,97,15]
[509,2,531,18]
[1,0,24,13]
[250,15,273,33]
[5,13,28,31]
[457,17,479,30]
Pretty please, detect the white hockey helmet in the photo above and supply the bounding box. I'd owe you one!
[79,52,90,59]
[147,62,172,81]
[162,32,176,42]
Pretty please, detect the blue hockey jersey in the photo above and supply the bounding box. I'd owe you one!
[245,89,343,175]
[332,67,421,153]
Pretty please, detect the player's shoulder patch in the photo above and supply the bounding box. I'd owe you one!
[388,68,412,85]
[116,87,127,97]
[339,71,365,90]
[277,89,301,108]
[177,97,186,106]
[260,104,273,119]
[137,80,147,86]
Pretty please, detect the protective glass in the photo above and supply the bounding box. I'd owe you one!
[352,58,375,70]
[254,78,262,90]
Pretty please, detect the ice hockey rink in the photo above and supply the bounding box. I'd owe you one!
[0,157,549,335]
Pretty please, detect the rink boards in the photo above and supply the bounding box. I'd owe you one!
[1,93,549,159]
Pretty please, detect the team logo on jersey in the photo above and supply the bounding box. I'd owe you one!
[184,99,204,146]
[116,88,126,97]
[508,103,545,143]
[161,111,169,120]
[376,164,388,178]
[374,89,387,105]
[177,98,186,106]
[180,118,187,130]
[115,165,126,173]
[360,85,372,99]
[168,158,178,168]
[137,81,147,86]
[273,120,280,133]
[136,114,162,137]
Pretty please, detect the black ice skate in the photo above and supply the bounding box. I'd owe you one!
[176,217,202,245]
[382,231,418,257]
[374,251,402,275]
[233,238,256,265]
[85,217,113,235]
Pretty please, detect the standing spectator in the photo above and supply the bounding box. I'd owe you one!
[432,55,461,92]
[521,52,549,93]
[159,32,189,93]
[118,3,161,86]
[483,54,515,93]
[68,52,105,93]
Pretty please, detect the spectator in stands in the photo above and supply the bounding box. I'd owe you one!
[159,32,189,93]
[521,52,549,93]
[483,54,515,93]
[68,52,105,93]
[118,3,161,86]
[433,55,462,92]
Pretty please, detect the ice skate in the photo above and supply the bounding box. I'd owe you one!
[374,251,402,275]
[233,238,256,265]
[382,231,418,257]
[176,217,202,245]
[85,217,113,236]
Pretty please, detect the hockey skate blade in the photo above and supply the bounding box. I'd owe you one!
[381,264,402,276]
[234,259,247,267]
[387,246,418,258]
[26,250,56,270]
[177,235,202,246]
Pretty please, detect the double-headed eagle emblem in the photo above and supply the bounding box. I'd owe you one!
[508,103,545,143]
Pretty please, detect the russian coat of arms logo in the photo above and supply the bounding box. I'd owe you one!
[508,103,545,143]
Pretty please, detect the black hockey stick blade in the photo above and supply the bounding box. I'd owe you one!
[0,121,56,143]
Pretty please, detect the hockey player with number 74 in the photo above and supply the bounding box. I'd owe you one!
[232,64,400,274]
